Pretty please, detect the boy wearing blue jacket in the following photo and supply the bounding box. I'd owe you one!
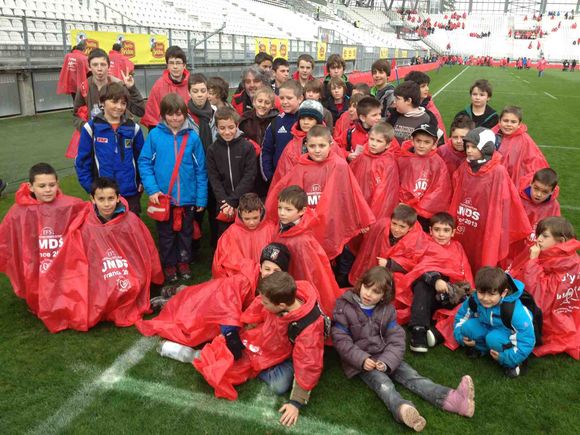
[75,82,144,215]
[138,93,208,283]
[454,266,535,377]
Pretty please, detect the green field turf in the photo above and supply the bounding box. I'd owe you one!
[1,65,579,434]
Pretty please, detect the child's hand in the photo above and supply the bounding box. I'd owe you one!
[435,279,448,293]
[490,349,500,361]
[347,152,358,161]
[363,358,376,371]
[148,192,163,205]
[121,68,135,88]
[529,244,541,260]
[360,226,369,234]
[376,257,387,267]
[463,337,476,347]
[375,361,387,372]
[278,403,299,427]
[195,206,205,212]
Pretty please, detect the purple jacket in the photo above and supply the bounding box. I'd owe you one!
[331,290,406,378]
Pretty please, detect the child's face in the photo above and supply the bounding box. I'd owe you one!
[277,200,305,225]
[164,111,186,131]
[305,90,321,101]
[89,56,109,82]
[274,65,290,84]
[299,116,318,132]
[430,222,455,245]
[28,174,58,203]
[258,60,273,73]
[348,104,358,120]
[470,87,490,108]
[279,89,303,114]
[499,112,521,135]
[530,180,554,204]
[298,60,313,80]
[254,93,274,117]
[536,228,560,251]
[394,95,412,114]
[330,85,344,101]
[306,136,331,162]
[167,56,185,81]
[189,82,208,108]
[360,107,382,128]
[207,88,221,106]
[476,288,508,308]
[465,142,483,161]
[412,133,436,156]
[368,132,389,154]
[260,260,282,279]
[260,293,285,314]
[390,219,411,239]
[372,69,388,87]
[450,127,470,152]
[217,118,238,142]
[359,283,384,306]
[419,83,430,99]
[329,64,344,78]
[240,209,262,230]
[103,98,127,122]
[91,187,119,220]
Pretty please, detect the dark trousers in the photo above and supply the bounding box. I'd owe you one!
[156,206,196,267]
[409,279,442,328]
[193,184,219,253]
[125,193,142,216]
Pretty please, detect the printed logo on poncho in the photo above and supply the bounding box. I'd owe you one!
[101,249,131,289]
[555,272,579,314]
[456,197,480,230]
[307,184,322,207]
[38,226,64,273]
[413,171,429,197]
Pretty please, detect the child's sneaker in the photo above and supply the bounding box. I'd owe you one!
[442,375,475,417]
[410,326,428,353]
[161,284,187,299]
[398,404,426,432]
[464,346,484,359]
[164,266,178,284]
[177,263,192,280]
[150,296,169,312]
[504,365,523,378]
[426,326,444,347]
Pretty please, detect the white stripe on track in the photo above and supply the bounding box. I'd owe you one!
[539,145,578,150]
[562,205,580,211]
[28,337,156,435]
[432,66,471,98]
[544,91,557,100]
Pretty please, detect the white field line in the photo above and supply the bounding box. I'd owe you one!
[432,66,471,99]
[544,91,558,100]
[114,376,364,435]
[28,337,156,435]
[523,79,530,84]
[539,145,578,150]
[562,205,580,211]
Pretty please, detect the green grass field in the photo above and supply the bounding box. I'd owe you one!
[1,66,579,434]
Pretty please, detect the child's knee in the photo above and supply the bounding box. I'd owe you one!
[461,318,487,341]
[485,329,512,352]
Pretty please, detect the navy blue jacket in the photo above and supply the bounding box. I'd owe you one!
[259,111,297,181]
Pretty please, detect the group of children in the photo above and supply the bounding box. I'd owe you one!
[1,47,579,431]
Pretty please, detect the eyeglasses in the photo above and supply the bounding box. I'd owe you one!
[167,60,184,66]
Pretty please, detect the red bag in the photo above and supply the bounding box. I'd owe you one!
[216,210,235,223]
[146,134,189,221]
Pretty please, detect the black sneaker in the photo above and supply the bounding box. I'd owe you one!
[410,326,428,353]
[426,326,444,347]
[164,266,178,284]
[464,347,484,359]
[504,365,522,378]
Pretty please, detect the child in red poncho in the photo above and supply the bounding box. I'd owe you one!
[449,127,531,276]
[0,163,87,332]
[493,106,548,186]
[212,193,277,278]
[398,123,452,230]
[272,185,341,318]
[193,272,325,428]
[519,168,561,236]
[266,125,375,261]
[514,217,580,359]
[437,115,475,176]
[336,97,382,161]
[333,93,364,144]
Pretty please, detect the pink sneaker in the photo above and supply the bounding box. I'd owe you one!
[442,375,475,417]
[398,404,427,432]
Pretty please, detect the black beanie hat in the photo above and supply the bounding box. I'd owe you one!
[260,243,291,272]
[463,127,496,162]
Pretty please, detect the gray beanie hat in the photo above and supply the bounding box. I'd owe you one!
[463,127,496,162]
[298,99,324,123]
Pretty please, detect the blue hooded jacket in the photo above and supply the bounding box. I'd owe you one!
[138,118,208,207]
[453,278,536,367]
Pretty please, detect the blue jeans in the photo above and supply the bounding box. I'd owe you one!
[359,361,450,421]
[258,360,294,395]
[459,317,513,366]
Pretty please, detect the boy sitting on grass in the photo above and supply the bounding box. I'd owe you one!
[193,271,325,429]
[211,193,277,279]
[454,267,535,377]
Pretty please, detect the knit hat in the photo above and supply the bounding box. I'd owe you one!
[298,99,324,123]
[260,243,291,271]
[463,127,496,162]
[411,123,438,138]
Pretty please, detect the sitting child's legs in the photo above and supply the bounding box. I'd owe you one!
[359,369,414,422]
[485,328,517,367]
[258,359,294,395]
[459,317,491,353]
[390,361,450,407]
[409,279,437,329]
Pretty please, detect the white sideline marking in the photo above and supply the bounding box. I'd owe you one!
[539,145,578,150]
[562,205,580,211]
[432,66,471,98]
[544,91,557,100]
[114,376,364,435]
[28,337,156,435]
[523,79,530,84]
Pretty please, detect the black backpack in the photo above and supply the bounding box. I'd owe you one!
[468,276,543,346]
[287,303,331,344]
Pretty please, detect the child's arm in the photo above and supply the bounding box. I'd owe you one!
[260,124,276,181]
[190,135,208,209]
[126,82,145,118]
[74,123,95,193]
[453,298,473,346]
[226,143,257,208]
[374,308,406,373]
[137,134,160,196]
[73,93,87,131]
[331,300,372,369]
[496,303,536,367]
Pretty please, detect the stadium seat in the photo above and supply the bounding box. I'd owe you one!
[0,30,10,42]
[9,31,24,43]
